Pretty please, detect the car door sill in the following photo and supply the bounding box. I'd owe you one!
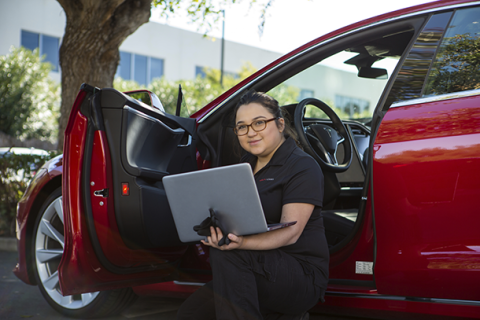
[173,281,206,286]
[325,292,480,307]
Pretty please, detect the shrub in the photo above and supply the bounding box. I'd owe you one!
[0,46,60,144]
[0,151,58,237]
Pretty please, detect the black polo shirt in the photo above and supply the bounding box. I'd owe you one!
[242,137,329,289]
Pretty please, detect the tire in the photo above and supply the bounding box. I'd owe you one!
[32,187,137,318]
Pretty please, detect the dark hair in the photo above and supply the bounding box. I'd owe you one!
[234,90,298,141]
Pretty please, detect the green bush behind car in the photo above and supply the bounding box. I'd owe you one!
[0,151,59,237]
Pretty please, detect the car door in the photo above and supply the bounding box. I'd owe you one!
[59,84,199,295]
[373,6,480,301]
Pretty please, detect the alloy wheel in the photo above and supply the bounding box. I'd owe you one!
[34,192,100,309]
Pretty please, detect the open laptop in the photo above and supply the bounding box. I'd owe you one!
[163,163,296,243]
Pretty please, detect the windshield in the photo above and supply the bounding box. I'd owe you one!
[269,50,399,124]
[267,27,415,125]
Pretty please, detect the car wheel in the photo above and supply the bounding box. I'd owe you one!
[32,187,137,318]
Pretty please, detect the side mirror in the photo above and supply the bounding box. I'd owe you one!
[358,67,388,79]
[124,90,165,112]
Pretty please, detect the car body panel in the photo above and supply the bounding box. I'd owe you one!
[13,155,63,285]
[14,167,52,285]
[373,95,480,300]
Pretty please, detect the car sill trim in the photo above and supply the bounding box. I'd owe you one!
[173,281,205,287]
[325,291,480,307]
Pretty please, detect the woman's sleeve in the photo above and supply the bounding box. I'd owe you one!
[282,156,324,207]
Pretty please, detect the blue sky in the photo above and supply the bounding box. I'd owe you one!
[151,0,436,54]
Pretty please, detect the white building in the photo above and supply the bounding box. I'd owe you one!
[0,0,387,115]
[0,0,281,85]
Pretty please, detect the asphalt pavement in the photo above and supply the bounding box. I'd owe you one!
[0,250,182,320]
[0,248,367,320]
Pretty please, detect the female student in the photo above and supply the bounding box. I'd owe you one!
[177,91,329,320]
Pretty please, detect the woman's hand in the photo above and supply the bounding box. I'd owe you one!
[201,226,244,250]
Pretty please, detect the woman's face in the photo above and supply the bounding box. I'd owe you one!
[235,102,285,161]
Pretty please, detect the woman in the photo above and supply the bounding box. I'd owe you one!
[177,91,329,320]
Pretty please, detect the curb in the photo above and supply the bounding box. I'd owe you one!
[0,237,17,252]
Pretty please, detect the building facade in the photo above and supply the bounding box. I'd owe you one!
[0,0,387,116]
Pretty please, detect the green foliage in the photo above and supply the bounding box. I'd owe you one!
[153,0,235,34]
[114,62,300,117]
[424,33,480,95]
[150,77,225,117]
[152,0,273,35]
[267,85,300,107]
[0,46,60,142]
[113,78,142,93]
[154,0,224,24]
[0,151,59,237]
[303,102,370,120]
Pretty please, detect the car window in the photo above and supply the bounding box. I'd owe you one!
[385,12,453,107]
[267,28,415,125]
[282,51,398,123]
[423,6,480,96]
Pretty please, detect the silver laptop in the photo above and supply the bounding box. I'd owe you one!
[163,163,295,243]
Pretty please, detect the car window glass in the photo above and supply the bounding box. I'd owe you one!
[267,29,413,125]
[385,12,453,107]
[423,7,480,96]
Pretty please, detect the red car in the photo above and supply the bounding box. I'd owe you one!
[14,1,480,318]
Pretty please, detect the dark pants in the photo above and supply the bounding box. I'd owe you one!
[177,248,321,320]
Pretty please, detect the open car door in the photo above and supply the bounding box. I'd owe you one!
[59,84,198,295]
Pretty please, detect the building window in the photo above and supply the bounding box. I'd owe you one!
[21,30,60,72]
[335,95,370,118]
[298,89,314,101]
[150,57,164,82]
[134,54,148,85]
[195,66,206,78]
[116,51,164,86]
[118,51,132,80]
[21,30,39,51]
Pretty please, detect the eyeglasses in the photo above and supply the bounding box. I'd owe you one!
[233,117,278,136]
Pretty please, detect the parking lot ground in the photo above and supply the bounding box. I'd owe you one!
[0,251,369,320]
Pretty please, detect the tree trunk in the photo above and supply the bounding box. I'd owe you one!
[56,0,151,150]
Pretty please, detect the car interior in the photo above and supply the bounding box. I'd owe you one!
[194,19,422,252]
[85,17,425,258]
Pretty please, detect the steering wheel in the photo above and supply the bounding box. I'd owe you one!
[294,98,352,172]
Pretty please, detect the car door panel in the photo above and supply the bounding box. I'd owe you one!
[372,7,480,301]
[60,85,197,295]
[373,96,480,301]
[101,105,192,248]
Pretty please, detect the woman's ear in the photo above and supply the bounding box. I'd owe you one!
[278,118,285,133]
